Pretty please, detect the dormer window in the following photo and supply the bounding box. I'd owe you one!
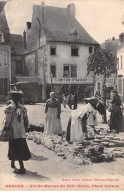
[69,28,79,37]
[0,31,4,42]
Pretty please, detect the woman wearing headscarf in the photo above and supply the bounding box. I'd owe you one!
[45,92,63,135]
[3,89,31,174]
[109,90,123,133]
[66,99,96,143]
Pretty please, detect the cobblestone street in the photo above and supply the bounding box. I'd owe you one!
[0,103,124,190]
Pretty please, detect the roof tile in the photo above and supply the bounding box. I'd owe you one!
[34,5,99,45]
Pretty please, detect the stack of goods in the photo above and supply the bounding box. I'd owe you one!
[26,130,124,165]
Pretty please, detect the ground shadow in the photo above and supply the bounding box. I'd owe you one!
[14,169,50,181]
[31,153,48,161]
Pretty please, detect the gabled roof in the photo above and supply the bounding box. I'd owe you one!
[10,34,26,55]
[0,5,9,32]
[33,5,99,45]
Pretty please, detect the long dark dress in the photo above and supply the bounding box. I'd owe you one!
[4,101,31,161]
[109,95,123,133]
[8,138,31,161]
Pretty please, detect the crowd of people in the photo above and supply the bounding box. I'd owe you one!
[62,92,78,110]
[0,88,123,174]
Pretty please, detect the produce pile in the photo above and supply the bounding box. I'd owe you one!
[26,130,124,165]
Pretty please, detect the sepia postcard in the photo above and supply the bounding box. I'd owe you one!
[0,0,124,191]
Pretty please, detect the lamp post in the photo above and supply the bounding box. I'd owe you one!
[0,53,4,98]
[2,66,4,97]
[50,72,53,91]
[58,72,62,93]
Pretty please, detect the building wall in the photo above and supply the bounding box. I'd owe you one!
[11,55,24,77]
[117,45,124,101]
[34,42,95,100]
[0,8,10,45]
[0,45,10,101]
[46,43,94,81]
[117,46,124,77]
[95,74,117,94]
[26,8,40,51]
[25,52,36,76]
[0,46,10,78]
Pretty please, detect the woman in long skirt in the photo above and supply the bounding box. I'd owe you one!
[45,92,63,135]
[3,89,31,174]
[66,102,96,143]
[109,90,123,133]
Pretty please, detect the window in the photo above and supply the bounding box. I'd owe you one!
[117,57,119,70]
[71,65,77,77]
[0,34,2,42]
[94,46,99,53]
[50,47,56,55]
[121,55,123,69]
[0,78,8,96]
[50,64,56,77]
[97,82,100,93]
[0,78,3,94]
[118,79,122,95]
[0,31,4,42]
[0,51,7,67]
[71,47,78,56]
[63,65,77,77]
[89,46,92,54]
[64,65,69,77]
[3,53,7,67]
[16,61,23,76]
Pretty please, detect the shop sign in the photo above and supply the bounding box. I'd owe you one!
[47,77,93,84]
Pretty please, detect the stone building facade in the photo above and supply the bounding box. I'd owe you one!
[24,2,99,101]
[117,33,124,102]
[0,1,26,101]
[0,1,11,101]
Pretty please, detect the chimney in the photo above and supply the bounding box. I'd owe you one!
[26,22,31,42]
[67,3,75,17]
[41,0,46,23]
[23,30,27,49]
[119,33,124,44]
[41,0,45,7]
